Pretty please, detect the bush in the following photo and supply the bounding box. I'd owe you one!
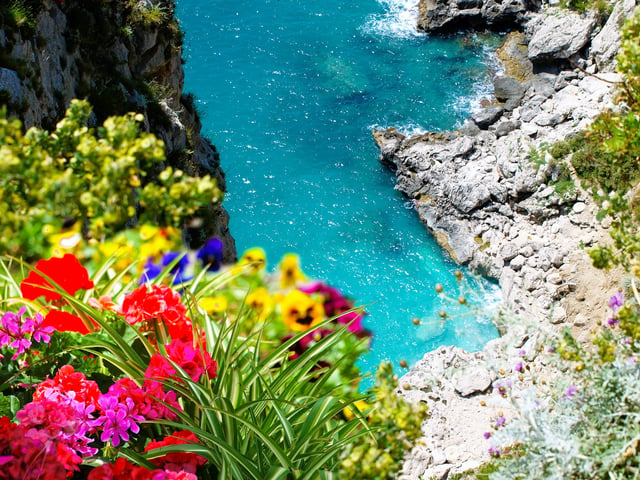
[0,99,222,261]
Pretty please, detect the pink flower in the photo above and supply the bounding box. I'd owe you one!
[0,416,67,478]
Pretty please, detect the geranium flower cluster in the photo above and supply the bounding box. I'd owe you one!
[1,361,200,476]
[0,307,53,360]
[119,284,192,340]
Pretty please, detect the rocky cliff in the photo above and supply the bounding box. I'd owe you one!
[375,1,638,477]
[0,0,235,259]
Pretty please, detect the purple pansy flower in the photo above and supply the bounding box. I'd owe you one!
[197,237,224,272]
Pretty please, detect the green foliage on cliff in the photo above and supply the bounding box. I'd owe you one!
[339,362,428,480]
[548,8,640,196]
[0,99,222,260]
[559,0,611,21]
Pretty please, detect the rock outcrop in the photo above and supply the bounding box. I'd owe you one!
[376,1,637,477]
[0,0,235,259]
[417,0,541,33]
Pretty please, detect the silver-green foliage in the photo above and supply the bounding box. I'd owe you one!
[490,347,640,479]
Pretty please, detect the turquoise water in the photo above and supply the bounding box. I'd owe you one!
[176,0,500,383]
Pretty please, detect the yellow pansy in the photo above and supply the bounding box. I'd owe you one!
[246,287,274,322]
[238,247,267,273]
[278,253,306,289]
[139,224,160,241]
[280,289,325,332]
[199,295,229,314]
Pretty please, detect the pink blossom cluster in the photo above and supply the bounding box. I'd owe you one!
[0,307,54,360]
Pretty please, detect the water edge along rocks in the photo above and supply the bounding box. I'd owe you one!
[376,1,637,477]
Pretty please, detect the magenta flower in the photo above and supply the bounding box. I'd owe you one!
[565,385,578,399]
[0,308,54,360]
[97,395,144,447]
[16,388,98,460]
[514,361,523,372]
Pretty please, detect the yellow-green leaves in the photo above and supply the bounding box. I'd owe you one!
[0,99,222,260]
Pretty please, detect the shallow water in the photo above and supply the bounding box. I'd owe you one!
[176,0,501,384]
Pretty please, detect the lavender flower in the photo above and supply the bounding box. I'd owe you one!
[488,445,501,457]
[609,291,624,313]
[565,385,578,399]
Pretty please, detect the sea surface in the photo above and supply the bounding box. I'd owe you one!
[176,0,501,385]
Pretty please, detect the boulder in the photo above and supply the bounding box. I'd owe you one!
[591,0,638,70]
[493,75,525,110]
[470,105,504,129]
[482,0,530,28]
[453,366,492,396]
[527,9,597,63]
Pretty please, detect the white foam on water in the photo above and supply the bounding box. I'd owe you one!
[360,0,422,40]
[448,42,502,127]
[368,121,430,138]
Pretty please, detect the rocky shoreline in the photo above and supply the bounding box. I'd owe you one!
[375,1,637,477]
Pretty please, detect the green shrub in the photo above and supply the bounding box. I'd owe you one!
[0,99,222,260]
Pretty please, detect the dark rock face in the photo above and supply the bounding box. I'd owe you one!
[417,0,534,33]
[0,0,236,260]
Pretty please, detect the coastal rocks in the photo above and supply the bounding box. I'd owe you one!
[417,0,534,33]
[591,0,638,69]
[526,8,597,63]
[493,75,525,111]
[470,105,504,128]
[378,2,634,476]
[396,343,551,479]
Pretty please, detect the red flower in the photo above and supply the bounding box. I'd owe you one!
[34,365,101,409]
[88,457,160,480]
[119,285,192,341]
[42,309,91,335]
[21,254,93,302]
[0,416,67,479]
[145,341,218,384]
[145,431,207,473]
